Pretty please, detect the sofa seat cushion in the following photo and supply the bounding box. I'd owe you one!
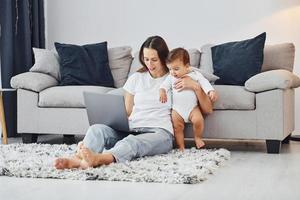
[38,86,114,108]
[213,85,255,110]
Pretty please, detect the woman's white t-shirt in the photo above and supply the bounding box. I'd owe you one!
[123,72,173,134]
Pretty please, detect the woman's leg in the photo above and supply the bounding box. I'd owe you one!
[80,128,174,167]
[189,107,205,149]
[172,110,185,151]
[82,124,125,153]
[54,124,124,169]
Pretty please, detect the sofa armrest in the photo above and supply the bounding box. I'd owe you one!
[245,69,300,92]
[11,72,58,92]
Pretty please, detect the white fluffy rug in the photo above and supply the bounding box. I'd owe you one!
[0,143,230,184]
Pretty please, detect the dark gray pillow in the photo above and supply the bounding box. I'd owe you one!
[55,41,114,87]
[212,32,266,85]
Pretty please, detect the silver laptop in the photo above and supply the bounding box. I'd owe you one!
[84,92,150,134]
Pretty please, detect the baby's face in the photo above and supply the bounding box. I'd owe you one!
[167,59,189,78]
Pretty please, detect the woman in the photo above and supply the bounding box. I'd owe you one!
[54,36,213,169]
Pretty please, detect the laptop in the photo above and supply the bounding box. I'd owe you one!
[83,92,151,134]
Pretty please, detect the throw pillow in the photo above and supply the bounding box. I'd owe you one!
[212,32,266,85]
[244,69,300,92]
[55,41,114,87]
[30,48,61,80]
[108,46,133,88]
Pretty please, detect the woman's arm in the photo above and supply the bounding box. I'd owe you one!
[124,91,134,117]
[174,76,213,114]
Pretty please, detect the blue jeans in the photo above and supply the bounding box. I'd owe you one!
[83,124,174,163]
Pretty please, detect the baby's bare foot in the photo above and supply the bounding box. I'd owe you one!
[195,138,205,149]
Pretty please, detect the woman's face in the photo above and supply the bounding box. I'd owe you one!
[143,48,166,77]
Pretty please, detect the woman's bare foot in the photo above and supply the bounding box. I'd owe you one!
[195,137,205,149]
[80,148,99,167]
[76,141,84,158]
[80,148,115,168]
[54,156,80,169]
[54,155,89,169]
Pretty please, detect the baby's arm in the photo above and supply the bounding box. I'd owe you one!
[159,75,172,103]
[194,71,218,102]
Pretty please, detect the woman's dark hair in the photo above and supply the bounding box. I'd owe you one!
[137,36,169,73]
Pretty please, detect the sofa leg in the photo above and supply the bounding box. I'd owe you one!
[266,140,281,154]
[281,134,291,144]
[22,134,38,143]
[63,135,75,144]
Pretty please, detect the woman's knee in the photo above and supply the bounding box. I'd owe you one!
[87,124,110,136]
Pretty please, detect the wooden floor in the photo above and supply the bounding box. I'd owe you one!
[1,135,300,200]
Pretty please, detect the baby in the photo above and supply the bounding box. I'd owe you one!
[160,48,217,150]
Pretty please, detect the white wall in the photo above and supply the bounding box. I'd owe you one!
[46,0,300,134]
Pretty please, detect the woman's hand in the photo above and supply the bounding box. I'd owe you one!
[174,75,213,114]
[173,75,199,91]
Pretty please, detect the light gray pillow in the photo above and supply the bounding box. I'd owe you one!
[108,46,133,88]
[30,48,61,80]
[245,69,300,92]
[10,72,58,92]
[199,44,215,74]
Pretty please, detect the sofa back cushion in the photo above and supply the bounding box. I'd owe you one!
[261,43,295,72]
[108,46,133,88]
[55,41,115,87]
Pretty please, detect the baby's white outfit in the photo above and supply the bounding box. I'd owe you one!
[160,69,214,122]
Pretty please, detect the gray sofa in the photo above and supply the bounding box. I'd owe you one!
[11,43,300,153]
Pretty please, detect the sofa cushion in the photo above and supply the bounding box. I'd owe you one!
[212,32,266,86]
[106,87,126,96]
[38,86,114,108]
[261,43,295,72]
[245,69,300,92]
[108,46,133,88]
[30,48,61,80]
[55,41,115,87]
[213,85,255,110]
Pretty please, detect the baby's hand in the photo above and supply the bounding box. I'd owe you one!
[208,90,218,102]
[159,89,168,103]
